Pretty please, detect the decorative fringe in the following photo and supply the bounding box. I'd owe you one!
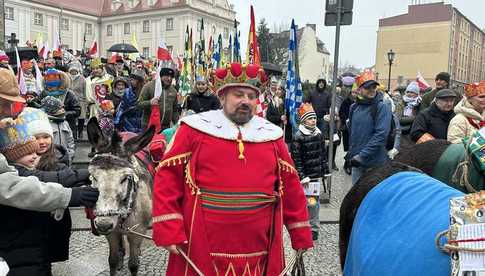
[156,152,192,170]
[185,160,199,195]
[278,159,297,175]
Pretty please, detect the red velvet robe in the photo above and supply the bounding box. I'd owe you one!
[152,111,312,276]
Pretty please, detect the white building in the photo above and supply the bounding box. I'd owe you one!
[270,24,332,83]
[4,0,236,58]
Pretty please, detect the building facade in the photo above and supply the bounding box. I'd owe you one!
[270,24,332,83]
[4,0,235,58]
[375,2,485,89]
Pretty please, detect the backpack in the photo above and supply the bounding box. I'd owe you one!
[349,101,397,151]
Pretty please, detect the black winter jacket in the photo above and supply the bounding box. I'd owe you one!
[306,79,331,118]
[0,205,52,275]
[290,130,327,180]
[185,91,221,114]
[410,103,455,142]
[266,101,285,126]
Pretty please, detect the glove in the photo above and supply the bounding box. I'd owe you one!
[69,186,99,208]
[350,155,363,168]
[388,148,399,160]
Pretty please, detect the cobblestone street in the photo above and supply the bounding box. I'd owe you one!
[53,148,352,275]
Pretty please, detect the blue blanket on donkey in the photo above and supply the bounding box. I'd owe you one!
[344,172,464,276]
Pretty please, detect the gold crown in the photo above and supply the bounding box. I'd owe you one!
[465,81,485,98]
[355,69,376,87]
[90,58,103,69]
[211,63,268,96]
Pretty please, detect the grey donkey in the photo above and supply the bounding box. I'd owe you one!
[87,117,156,276]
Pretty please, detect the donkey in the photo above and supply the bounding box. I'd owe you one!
[87,118,155,276]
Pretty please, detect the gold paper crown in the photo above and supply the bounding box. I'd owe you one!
[355,69,376,87]
[465,81,485,98]
[90,57,103,69]
[211,63,268,96]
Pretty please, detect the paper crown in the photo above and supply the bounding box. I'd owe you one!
[465,81,485,98]
[90,58,103,69]
[298,103,316,121]
[211,63,268,96]
[355,69,376,87]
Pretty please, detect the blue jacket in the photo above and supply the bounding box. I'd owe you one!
[348,93,391,168]
[114,88,143,133]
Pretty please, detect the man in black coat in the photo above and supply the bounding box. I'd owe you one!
[410,89,457,143]
[305,79,331,133]
[184,76,221,113]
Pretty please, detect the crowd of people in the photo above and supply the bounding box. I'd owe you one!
[0,44,484,275]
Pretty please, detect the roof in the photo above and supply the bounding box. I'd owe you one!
[29,0,187,17]
[379,2,452,27]
[269,26,330,55]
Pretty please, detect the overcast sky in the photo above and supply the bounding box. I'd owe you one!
[229,0,485,68]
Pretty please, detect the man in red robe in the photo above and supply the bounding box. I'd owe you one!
[152,63,313,276]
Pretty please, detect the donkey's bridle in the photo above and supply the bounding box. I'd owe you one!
[92,154,139,224]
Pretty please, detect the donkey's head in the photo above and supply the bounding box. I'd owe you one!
[87,117,155,235]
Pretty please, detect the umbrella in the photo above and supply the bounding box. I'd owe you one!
[108,43,138,53]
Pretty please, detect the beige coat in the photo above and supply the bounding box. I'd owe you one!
[447,98,485,144]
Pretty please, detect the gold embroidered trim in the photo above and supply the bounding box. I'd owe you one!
[157,152,192,170]
[287,221,311,230]
[185,160,199,195]
[210,251,268,259]
[278,158,297,174]
[152,213,183,224]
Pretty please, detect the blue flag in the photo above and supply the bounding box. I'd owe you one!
[285,19,303,132]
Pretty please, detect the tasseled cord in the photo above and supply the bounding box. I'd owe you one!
[237,130,245,160]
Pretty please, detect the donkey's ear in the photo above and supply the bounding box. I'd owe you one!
[124,126,156,156]
[87,117,107,149]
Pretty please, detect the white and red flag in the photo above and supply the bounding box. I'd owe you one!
[416,71,431,90]
[157,39,172,61]
[88,40,98,57]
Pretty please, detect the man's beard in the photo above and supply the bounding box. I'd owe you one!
[225,104,253,125]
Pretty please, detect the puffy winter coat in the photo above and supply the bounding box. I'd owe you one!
[70,74,87,119]
[49,116,76,161]
[290,130,327,180]
[0,153,71,275]
[447,98,485,144]
[348,93,392,168]
[410,103,455,142]
[185,90,221,114]
[114,87,143,133]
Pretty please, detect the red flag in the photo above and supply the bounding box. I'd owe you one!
[88,40,98,56]
[246,5,261,65]
[157,39,172,61]
[416,71,431,90]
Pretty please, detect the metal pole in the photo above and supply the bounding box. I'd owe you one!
[387,60,392,92]
[327,0,342,200]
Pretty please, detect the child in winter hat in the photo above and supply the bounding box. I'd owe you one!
[0,110,40,168]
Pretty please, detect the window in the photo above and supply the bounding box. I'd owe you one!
[143,20,150,33]
[34,13,43,26]
[142,47,150,58]
[107,25,112,36]
[61,18,69,30]
[166,18,174,31]
[85,23,93,35]
[5,7,14,20]
[167,45,173,53]
[124,23,130,34]
[197,19,202,31]
[212,25,216,34]
[223,27,229,39]
[148,0,157,6]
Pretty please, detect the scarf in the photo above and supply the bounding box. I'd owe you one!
[467,118,485,130]
[298,123,321,136]
[47,90,66,97]
[403,95,421,117]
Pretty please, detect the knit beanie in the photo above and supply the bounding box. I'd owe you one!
[20,107,54,138]
[0,109,40,161]
[405,81,420,95]
[298,103,317,122]
[435,72,450,84]
[40,96,65,118]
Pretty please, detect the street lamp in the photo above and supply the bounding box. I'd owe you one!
[387,49,396,92]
